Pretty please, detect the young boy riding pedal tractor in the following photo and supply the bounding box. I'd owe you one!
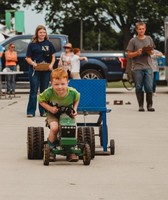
[27,68,92,165]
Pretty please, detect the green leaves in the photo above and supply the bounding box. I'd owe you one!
[22,0,168,50]
[0,0,20,24]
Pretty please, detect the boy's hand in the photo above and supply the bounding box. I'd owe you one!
[71,109,77,118]
[49,106,59,114]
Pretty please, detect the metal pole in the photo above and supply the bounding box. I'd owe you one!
[80,19,83,50]
[98,29,101,51]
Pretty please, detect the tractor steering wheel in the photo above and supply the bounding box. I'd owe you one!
[57,105,75,117]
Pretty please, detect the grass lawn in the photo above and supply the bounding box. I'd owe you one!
[107,81,124,88]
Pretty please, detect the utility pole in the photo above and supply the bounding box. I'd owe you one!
[80,19,83,50]
[98,29,101,51]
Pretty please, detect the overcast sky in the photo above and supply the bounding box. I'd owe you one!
[21,5,51,34]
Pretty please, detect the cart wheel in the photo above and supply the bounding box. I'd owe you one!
[43,143,50,166]
[110,139,115,155]
[83,144,91,165]
[99,125,108,147]
[27,127,44,159]
[83,127,95,159]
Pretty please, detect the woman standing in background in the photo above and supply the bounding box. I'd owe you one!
[5,43,17,95]
[58,43,73,77]
[26,25,56,117]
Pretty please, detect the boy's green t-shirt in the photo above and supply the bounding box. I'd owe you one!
[38,86,80,108]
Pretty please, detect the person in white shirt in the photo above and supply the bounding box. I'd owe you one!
[71,48,88,79]
[151,49,163,95]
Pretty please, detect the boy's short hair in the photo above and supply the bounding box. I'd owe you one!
[50,68,68,81]
[135,22,146,29]
[73,48,80,54]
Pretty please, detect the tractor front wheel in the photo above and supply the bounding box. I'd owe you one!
[43,144,50,166]
[83,144,91,166]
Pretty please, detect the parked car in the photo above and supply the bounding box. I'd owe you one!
[0,34,126,82]
[0,34,68,81]
[81,52,126,82]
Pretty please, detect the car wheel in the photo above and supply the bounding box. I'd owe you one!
[81,69,103,79]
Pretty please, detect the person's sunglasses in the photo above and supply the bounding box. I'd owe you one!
[64,47,71,49]
[11,46,15,48]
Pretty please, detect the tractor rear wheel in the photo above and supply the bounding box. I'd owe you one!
[77,127,85,159]
[43,143,50,166]
[27,127,44,159]
[77,127,85,144]
[83,144,91,165]
[78,127,95,159]
[84,127,95,159]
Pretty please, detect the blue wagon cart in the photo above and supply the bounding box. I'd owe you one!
[69,79,115,155]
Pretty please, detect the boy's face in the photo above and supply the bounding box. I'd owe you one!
[136,25,146,37]
[51,78,68,96]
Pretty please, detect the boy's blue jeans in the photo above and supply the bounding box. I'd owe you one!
[27,67,50,116]
[132,68,153,93]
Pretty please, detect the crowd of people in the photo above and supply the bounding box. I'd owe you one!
[0,23,165,115]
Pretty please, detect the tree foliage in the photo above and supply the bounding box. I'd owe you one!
[23,0,168,51]
[0,0,20,24]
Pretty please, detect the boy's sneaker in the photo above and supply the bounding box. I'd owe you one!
[68,154,78,162]
[49,151,56,162]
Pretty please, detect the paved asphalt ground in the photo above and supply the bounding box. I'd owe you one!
[0,87,168,200]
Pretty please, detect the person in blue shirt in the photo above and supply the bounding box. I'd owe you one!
[0,45,4,94]
[26,25,56,117]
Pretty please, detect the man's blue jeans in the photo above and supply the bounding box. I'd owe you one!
[153,71,158,93]
[132,68,153,93]
[27,67,50,116]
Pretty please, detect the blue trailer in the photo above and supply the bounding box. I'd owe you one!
[69,79,115,155]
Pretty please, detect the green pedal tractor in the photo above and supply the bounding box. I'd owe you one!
[27,106,94,166]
